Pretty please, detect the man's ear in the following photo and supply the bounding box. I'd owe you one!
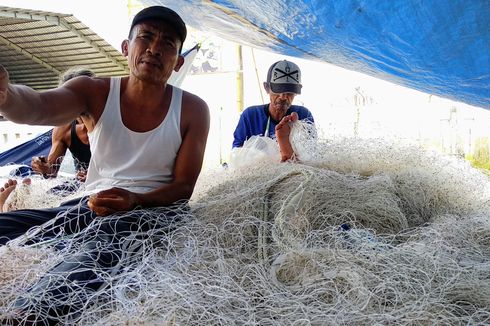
[121,40,129,57]
[173,55,185,72]
[263,82,270,93]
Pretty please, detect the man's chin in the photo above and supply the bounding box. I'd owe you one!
[272,105,289,113]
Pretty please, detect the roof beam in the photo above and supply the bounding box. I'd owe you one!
[57,19,129,74]
[0,34,61,76]
[0,7,129,74]
[0,8,60,23]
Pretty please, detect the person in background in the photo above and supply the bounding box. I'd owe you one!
[0,68,95,213]
[232,60,314,161]
[31,67,94,182]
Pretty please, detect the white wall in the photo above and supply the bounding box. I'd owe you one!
[0,121,51,153]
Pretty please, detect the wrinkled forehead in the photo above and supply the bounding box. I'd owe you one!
[130,19,180,39]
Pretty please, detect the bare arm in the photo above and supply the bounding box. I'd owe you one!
[31,124,70,178]
[0,64,92,126]
[88,93,211,216]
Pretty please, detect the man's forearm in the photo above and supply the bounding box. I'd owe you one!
[135,181,195,208]
[0,84,45,125]
[278,139,295,162]
[88,181,196,217]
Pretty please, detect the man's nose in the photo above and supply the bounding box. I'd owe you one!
[147,41,163,56]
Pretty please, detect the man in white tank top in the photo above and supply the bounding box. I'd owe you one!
[0,6,210,325]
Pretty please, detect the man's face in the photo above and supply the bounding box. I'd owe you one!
[267,86,296,120]
[123,20,183,85]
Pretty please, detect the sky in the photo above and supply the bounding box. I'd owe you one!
[1,0,130,49]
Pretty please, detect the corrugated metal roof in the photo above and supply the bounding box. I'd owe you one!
[0,6,129,90]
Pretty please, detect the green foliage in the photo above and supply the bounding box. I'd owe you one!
[466,137,490,172]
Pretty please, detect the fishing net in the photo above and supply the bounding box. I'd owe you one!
[0,121,489,325]
[1,176,81,213]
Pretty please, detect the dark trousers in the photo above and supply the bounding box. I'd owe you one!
[0,198,185,325]
[0,197,97,246]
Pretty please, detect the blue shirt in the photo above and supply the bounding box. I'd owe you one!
[232,104,314,148]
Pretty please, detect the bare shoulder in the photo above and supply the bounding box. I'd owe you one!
[63,76,110,97]
[180,89,210,135]
[64,76,112,122]
[52,122,72,141]
[181,89,209,114]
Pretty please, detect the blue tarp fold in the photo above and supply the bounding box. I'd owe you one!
[144,0,490,109]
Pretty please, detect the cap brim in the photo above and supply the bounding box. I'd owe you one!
[130,7,186,44]
[270,83,302,95]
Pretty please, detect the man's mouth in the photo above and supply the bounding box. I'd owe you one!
[140,58,161,68]
[274,101,289,109]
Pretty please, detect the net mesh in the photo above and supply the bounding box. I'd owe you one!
[0,121,489,325]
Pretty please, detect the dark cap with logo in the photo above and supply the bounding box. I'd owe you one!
[129,6,187,44]
[266,60,302,94]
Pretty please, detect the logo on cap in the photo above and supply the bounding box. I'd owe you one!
[267,60,302,95]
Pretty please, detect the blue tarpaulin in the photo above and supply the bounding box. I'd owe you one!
[142,0,490,110]
[0,129,52,167]
[0,129,52,176]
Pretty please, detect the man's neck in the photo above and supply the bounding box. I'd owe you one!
[123,76,169,110]
[120,77,172,132]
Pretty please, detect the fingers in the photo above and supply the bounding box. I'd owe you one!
[87,200,116,217]
[283,112,298,123]
[87,195,116,216]
[280,112,298,125]
[76,170,87,182]
[31,156,51,175]
[92,187,128,201]
[88,188,137,216]
[88,193,122,208]
[31,156,46,164]
[290,111,299,122]
[275,112,298,132]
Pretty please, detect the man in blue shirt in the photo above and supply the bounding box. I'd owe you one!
[232,60,314,150]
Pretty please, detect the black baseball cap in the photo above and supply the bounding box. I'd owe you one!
[129,6,187,45]
[266,60,302,94]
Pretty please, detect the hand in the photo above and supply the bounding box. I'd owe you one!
[275,112,298,161]
[0,65,9,107]
[31,156,52,177]
[76,169,87,182]
[88,187,139,216]
[275,111,299,138]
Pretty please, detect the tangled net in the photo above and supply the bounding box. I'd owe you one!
[0,121,489,325]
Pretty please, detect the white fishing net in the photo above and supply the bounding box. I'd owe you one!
[1,176,81,212]
[0,121,489,325]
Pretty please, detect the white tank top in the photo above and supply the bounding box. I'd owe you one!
[84,77,182,194]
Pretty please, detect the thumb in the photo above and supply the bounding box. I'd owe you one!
[291,111,299,122]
